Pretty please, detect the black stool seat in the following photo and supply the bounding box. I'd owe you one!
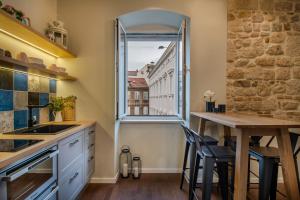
[201,146,236,159]
[200,136,218,145]
[249,147,279,158]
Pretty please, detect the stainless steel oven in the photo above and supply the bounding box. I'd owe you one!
[0,145,59,200]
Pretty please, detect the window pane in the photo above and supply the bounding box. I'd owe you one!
[127,41,176,116]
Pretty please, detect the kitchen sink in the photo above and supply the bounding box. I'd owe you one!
[6,124,79,135]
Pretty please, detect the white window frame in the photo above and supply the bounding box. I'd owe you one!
[115,19,190,123]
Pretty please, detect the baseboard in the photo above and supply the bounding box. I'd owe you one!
[142,168,181,173]
[89,172,119,184]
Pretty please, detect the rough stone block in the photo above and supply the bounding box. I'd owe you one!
[232,0,259,10]
[255,56,275,66]
[252,14,264,23]
[287,79,300,95]
[272,23,283,32]
[235,59,250,67]
[266,45,284,55]
[275,68,291,80]
[274,2,293,12]
[272,83,286,94]
[296,3,300,13]
[286,36,300,56]
[233,80,251,87]
[276,56,293,67]
[270,32,286,43]
[281,101,299,110]
[227,68,244,79]
[260,0,274,11]
[293,67,300,78]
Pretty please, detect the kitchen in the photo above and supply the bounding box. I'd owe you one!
[0,0,300,200]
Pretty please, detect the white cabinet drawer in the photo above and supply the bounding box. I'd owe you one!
[85,127,95,149]
[58,131,84,175]
[86,147,95,180]
[59,156,84,200]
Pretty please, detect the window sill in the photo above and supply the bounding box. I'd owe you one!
[120,116,183,124]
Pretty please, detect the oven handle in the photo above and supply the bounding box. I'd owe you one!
[44,185,59,200]
[1,149,59,182]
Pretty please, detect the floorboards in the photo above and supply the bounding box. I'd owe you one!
[79,174,287,200]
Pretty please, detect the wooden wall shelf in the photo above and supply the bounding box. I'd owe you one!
[0,56,77,81]
[0,10,76,58]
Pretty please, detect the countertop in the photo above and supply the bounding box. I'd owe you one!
[0,121,96,170]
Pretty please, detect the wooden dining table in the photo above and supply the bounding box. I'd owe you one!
[190,112,300,200]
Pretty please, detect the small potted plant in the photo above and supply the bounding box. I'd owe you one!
[49,96,65,122]
[204,90,216,112]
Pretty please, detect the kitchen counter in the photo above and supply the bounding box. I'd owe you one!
[0,121,96,170]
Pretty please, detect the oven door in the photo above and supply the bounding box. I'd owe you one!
[0,146,58,200]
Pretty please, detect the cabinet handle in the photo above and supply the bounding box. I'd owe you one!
[89,156,95,162]
[89,130,95,135]
[69,139,79,146]
[69,172,79,183]
[89,143,95,149]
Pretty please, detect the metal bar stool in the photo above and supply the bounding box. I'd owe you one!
[180,123,218,190]
[188,127,236,200]
[248,133,300,200]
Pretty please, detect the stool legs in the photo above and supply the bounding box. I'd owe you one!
[258,158,275,200]
[180,141,190,190]
[202,157,215,200]
[191,154,201,200]
[270,161,279,200]
[217,162,229,200]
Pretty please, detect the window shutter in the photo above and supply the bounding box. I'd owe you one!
[115,19,127,120]
[178,19,190,122]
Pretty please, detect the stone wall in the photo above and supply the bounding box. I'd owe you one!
[227,0,300,121]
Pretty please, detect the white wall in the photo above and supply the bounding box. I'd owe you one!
[3,0,57,34]
[57,0,227,180]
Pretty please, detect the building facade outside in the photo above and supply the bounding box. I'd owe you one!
[148,42,176,115]
[127,77,149,115]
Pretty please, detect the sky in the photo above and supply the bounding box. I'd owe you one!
[128,41,171,71]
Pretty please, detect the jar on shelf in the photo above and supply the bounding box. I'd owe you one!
[119,145,132,178]
[132,155,142,179]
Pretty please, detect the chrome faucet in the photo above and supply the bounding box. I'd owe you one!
[27,103,53,128]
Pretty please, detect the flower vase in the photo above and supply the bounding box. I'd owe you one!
[205,101,215,112]
[54,111,63,122]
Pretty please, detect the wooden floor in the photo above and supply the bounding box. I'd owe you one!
[79,174,287,200]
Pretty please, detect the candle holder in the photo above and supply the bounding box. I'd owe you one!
[132,155,142,179]
[205,101,215,112]
[119,145,132,178]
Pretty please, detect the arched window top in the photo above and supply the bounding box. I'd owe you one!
[118,8,190,33]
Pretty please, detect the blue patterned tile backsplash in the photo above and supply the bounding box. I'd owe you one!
[14,72,28,91]
[14,110,28,129]
[50,79,57,93]
[39,93,49,106]
[0,90,13,111]
[0,68,57,132]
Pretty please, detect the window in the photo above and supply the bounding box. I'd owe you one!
[134,106,140,115]
[115,13,190,121]
[134,91,140,100]
[143,91,149,100]
[143,106,148,115]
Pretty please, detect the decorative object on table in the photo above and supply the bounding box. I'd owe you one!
[213,107,219,113]
[204,90,216,112]
[1,5,31,26]
[46,20,68,49]
[4,50,12,58]
[28,57,46,68]
[119,145,132,178]
[16,52,29,63]
[62,95,77,121]
[132,155,142,179]
[218,104,226,113]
